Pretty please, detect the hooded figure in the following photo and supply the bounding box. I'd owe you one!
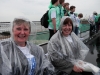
[47,16,94,75]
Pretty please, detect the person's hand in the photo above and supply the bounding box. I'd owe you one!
[54,29,57,33]
[73,65,83,72]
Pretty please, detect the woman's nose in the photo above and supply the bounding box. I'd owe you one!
[65,25,69,28]
[20,30,25,34]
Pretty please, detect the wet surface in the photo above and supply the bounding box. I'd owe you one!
[85,46,97,66]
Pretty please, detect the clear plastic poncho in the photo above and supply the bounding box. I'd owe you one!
[47,16,100,75]
[0,38,55,75]
[0,17,56,75]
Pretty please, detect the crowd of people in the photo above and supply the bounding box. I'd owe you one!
[88,11,100,36]
[48,0,83,40]
[88,11,100,68]
[0,0,100,75]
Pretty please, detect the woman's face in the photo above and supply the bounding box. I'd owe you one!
[12,23,30,46]
[62,22,72,36]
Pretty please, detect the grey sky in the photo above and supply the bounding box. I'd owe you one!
[0,0,100,21]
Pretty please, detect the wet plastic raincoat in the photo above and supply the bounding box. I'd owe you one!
[47,16,89,74]
[0,38,53,75]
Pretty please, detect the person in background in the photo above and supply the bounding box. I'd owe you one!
[88,11,97,36]
[75,13,83,35]
[69,5,77,34]
[47,16,93,75]
[87,12,98,54]
[63,2,70,16]
[48,0,60,40]
[94,13,100,33]
[58,0,65,18]
[95,13,100,68]
[0,17,54,75]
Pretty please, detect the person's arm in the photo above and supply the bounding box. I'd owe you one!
[51,10,57,33]
[34,46,45,75]
[71,32,89,60]
[52,18,56,33]
[0,42,12,75]
[77,40,89,60]
[34,45,55,75]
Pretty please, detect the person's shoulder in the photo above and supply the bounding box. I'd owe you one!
[0,38,11,46]
[37,45,44,53]
[28,42,38,49]
[34,45,45,56]
[29,42,44,53]
[50,7,56,11]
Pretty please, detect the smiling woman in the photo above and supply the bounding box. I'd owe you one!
[47,16,94,75]
[0,17,55,75]
[61,17,73,36]
[12,18,31,46]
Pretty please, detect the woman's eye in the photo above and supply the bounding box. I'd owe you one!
[63,24,67,26]
[69,24,72,26]
[16,28,21,30]
[24,29,28,31]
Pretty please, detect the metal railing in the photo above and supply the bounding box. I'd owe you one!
[0,22,11,40]
[0,21,48,40]
[0,21,90,45]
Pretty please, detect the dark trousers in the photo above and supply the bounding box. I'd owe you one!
[75,27,79,35]
[69,70,93,75]
[90,24,95,37]
[96,22,100,33]
[49,29,55,40]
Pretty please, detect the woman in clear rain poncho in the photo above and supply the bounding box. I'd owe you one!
[0,17,55,75]
[47,16,96,75]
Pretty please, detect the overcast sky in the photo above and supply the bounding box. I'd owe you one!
[0,0,100,22]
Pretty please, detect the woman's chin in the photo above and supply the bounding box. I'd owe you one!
[63,33,69,36]
[18,39,26,43]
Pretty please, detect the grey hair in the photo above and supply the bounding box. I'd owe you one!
[10,17,31,37]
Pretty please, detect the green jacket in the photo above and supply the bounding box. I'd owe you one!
[48,5,60,30]
[58,5,64,18]
[95,14,100,22]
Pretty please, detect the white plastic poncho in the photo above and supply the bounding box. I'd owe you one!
[0,38,55,75]
[47,16,100,75]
